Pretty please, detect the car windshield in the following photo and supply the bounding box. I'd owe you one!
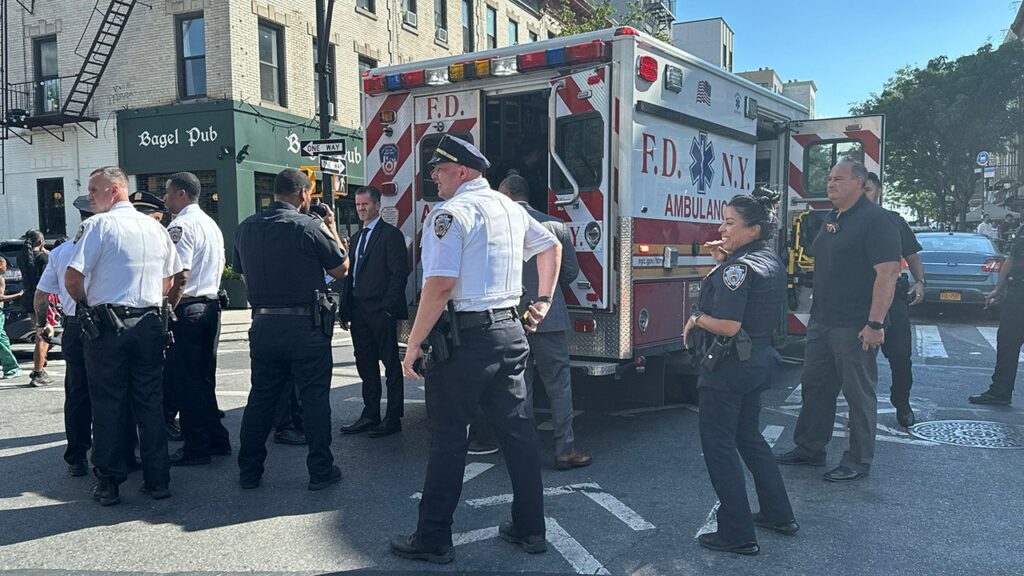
[917,235,995,253]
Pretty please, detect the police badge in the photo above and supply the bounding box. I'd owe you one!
[434,212,453,239]
[723,264,748,291]
[73,224,86,244]
[168,226,183,244]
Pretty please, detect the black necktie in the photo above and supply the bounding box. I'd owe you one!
[355,227,369,281]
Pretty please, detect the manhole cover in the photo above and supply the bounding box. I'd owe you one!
[910,420,1024,449]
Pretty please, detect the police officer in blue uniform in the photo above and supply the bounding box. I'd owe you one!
[683,190,797,555]
[233,168,348,491]
[390,135,561,564]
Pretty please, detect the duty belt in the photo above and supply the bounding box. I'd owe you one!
[178,296,217,306]
[252,306,313,317]
[109,305,159,318]
[455,307,517,331]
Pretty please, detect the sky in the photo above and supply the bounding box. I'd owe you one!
[674,0,1021,118]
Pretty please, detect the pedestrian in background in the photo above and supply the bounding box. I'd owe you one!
[0,257,23,379]
[683,189,796,556]
[775,159,901,482]
[65,166,183,506]
[19,229,52,387]
[864,172,924,427]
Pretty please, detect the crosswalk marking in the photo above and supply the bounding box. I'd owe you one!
[914,325,949,358]
[977,327,1024,361]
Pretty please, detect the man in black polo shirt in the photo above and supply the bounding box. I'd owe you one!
[776,159,901,482]
[233,169,348,491]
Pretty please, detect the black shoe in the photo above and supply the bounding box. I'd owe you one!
[165,420,183,442]
[823,465,867,482]
[774,449,825,467]
[752,513,800,536]
[389,534,454,564]
[273,429,308,445]
[340,416,380,434]
[68,460,89,477]
[169,448,211,466]
[125,457,143,474]
[968,391,1012,405]
[91,481,120,506]
[239,476,261,490]
[697,532,759,555]
[467,441,500,455]
[308,465,343,491]
[896,405,916,428]
[368,417,402,438]
[499,521,547,554]
[141,485,171,500]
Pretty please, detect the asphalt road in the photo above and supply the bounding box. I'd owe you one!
[0,306,1021,576]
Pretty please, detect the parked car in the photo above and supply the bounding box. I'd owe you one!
[916,232,1004,309]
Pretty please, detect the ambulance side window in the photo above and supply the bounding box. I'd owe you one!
[420,132,475,202]
[552,112,603,193]
[803,140,865,198]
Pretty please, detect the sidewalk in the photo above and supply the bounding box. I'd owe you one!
[218,308,252,343]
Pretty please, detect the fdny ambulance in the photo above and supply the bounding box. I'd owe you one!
[360,27,883,399]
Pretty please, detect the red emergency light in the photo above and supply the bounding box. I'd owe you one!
[401,70,426,89]
[637,56,658,82]
[363,75,387,95]
[565,41,608,65]
[615,27,639,36]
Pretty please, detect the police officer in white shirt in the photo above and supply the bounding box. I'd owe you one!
[162,172,231,466]
[65,166,184,506]
[390,135,562,564]
[35,196,140,478]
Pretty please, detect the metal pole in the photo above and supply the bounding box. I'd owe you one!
[316,0,335,201]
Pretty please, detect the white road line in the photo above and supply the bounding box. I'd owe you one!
[695,425,784,538]
[452,526,498,546]
[608,404,698,417]
[466,483,602,507]
[345,397,424,404]
[914,325,948,358]
[784,384,802,404]
[411,462,496,500]
[581,491,655,531]
[978,327,1024,360]
[545,517,610,575]
[0,439,66,458]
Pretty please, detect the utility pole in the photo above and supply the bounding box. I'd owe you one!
[315,0,336,201]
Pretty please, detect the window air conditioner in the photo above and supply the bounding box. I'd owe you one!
[435,27,448,42]
[404,11,418,26]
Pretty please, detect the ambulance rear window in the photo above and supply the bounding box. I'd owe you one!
[803,139,865,198]
[420,132,475,202]
[552,112,603,193]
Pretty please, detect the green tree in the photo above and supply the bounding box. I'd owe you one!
[852,42,1024,229]
[553,0,670,42]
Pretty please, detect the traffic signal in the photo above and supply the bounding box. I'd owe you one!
[300,165,319,197]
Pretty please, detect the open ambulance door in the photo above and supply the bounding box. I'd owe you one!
[783,114,885,337]
[548,65,612,310]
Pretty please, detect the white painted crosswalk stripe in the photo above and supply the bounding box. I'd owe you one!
[914,325,948,358]
[977,326,1024,361]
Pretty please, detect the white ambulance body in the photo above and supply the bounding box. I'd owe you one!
[360,27,883,396]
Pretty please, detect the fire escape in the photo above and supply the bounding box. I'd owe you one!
[642,0,674,37]
[0,0,139,195]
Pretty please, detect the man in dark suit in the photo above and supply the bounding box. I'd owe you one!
[339,186,410,438]
[501,174,591,469]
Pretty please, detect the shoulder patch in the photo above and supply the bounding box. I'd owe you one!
[168,226,183,244]
[722,263,748,291]
[73,224,86,244]
[433,212,454,239]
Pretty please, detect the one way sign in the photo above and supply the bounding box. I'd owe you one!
[320,155,346,175]
[301,138,346,157]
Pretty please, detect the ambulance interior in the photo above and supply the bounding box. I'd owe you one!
[483,91,551,212]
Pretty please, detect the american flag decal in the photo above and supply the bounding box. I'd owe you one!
[696,80,712,105]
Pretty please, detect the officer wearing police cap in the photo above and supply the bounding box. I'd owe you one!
[390,135,562,564]
[130,191,167,223]
[233,168,348,491]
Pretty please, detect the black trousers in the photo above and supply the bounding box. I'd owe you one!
[238,315,334,481]
[350,303,403,420]
[416,318,544,547]
[84,312,170,488]
[882,298,913,408]
[991,289,1024,396]
[274,381,303,431]
[63,319,139,467]
[169,300,229,456]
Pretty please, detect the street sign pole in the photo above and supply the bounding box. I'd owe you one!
[976,151,991,214]
[316,0,336,202]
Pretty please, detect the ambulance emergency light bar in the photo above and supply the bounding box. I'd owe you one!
[362,39,611,95]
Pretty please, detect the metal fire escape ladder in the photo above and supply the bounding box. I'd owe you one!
[61,0,137,123]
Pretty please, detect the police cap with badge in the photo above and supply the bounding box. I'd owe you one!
[130,191,165,215]
[428,135,491,172]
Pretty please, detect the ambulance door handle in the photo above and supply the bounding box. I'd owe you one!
[549,80,580,207]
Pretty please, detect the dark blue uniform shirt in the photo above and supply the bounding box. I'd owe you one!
[233,201,346,307]
[697,239,786,340]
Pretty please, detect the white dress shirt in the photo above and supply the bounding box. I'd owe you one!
[167,203,226,299]
[36,241,76,316]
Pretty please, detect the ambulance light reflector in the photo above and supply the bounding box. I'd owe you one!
[385,74,402,90]
[448,63,465,82]
[425,67,450,85]
[615,26,639,36]
[637,56,658,82]
[363,75,386,95]
[566,41,607,64]
[664,65,683,93]
[638,244,651,254]
[401,70,426,89]
[491,56,518,76]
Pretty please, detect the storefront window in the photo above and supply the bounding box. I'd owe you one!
[137,170,219,224]
[255,172,276,211]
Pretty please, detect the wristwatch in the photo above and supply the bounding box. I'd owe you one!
[691,311,705,325]
[866,320,884,330]
[535,295,553,304]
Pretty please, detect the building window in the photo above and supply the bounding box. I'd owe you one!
[356,0,375,13]
[486,6,497,49]
[403,0,417,24]
[358,55,377,92]
[36,178,65,237]
[33,36,59,115]
[462,0,474,52]
[507,18,518,46]
[313,38,337,118]
[177,15,206,99]
[138,172,219,223]
[528,30,538,42]
[258,21,286,106]
[434,0,447,33]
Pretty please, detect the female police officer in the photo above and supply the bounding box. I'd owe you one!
[682,189,797,555]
